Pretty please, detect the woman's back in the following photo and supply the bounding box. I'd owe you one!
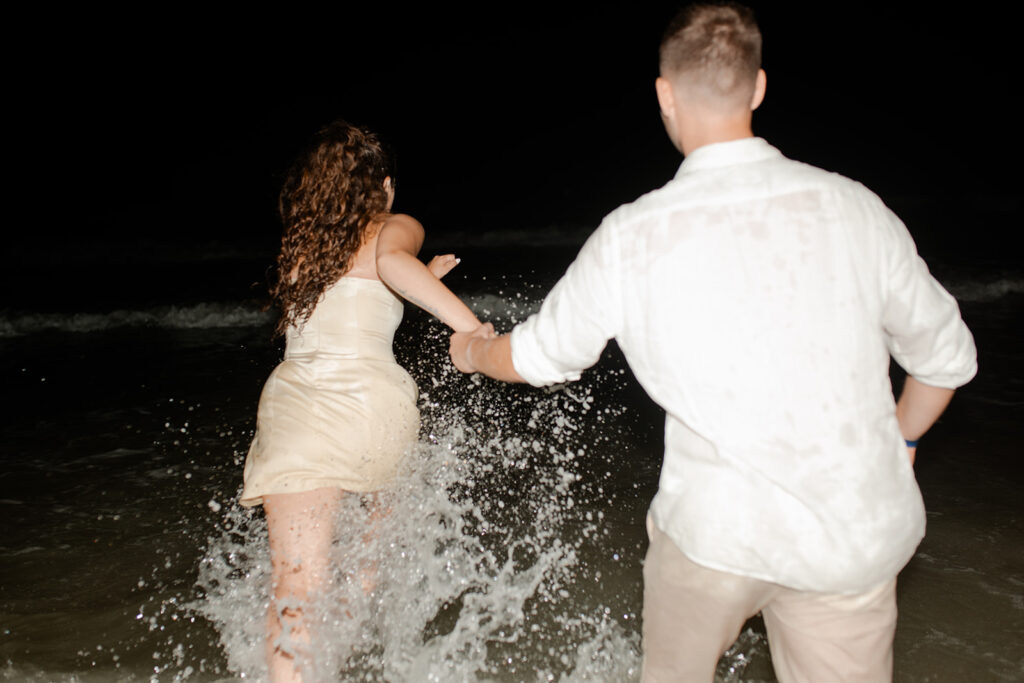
[241,269,419,506]
[285,275,403,363]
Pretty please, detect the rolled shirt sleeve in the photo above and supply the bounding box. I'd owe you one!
[511,221,624,387]
[879,202,978,388]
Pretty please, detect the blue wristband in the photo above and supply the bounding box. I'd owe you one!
[905,439,919,448]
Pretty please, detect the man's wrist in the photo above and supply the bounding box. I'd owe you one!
[465,337,480,373]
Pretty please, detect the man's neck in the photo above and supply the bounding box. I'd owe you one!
[678,108,755,157]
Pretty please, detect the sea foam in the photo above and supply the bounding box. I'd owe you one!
[0,302,273,337]
[2,267,1015,338]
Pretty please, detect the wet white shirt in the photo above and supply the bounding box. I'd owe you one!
[510,137,977,593]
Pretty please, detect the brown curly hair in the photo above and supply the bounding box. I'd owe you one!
[270,120,392,336]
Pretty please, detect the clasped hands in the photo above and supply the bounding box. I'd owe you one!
[450,322,496,374]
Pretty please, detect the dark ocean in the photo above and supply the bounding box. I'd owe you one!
[1,207,1022,682]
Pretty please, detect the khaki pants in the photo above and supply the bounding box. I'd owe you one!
[641,520,897,683]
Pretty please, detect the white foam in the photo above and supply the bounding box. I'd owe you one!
[430,225,593,248]
[945,277,1024,303]
[467,293,543,325]
[0,302,273,337]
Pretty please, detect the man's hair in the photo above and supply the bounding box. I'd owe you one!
[659,2,762,106]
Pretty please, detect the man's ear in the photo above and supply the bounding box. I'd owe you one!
[655,76,676,120]
[750,69,767,111]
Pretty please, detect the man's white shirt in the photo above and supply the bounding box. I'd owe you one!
[511,137,977,593]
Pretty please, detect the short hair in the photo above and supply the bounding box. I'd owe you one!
[659,2,762,106]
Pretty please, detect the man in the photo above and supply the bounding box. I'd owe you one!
[449,3,977,681]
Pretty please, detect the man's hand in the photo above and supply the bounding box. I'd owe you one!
[427,254,460,279]
[450,322,496,373]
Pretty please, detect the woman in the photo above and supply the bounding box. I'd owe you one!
[239,120,486,682]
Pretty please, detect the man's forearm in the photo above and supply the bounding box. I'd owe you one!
[896,375,955,442]
[459,334,525,383]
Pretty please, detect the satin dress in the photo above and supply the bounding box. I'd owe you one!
[240,277,419,506]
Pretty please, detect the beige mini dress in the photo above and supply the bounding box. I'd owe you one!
[240,277,420,507]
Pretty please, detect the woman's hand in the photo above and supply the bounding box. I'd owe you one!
[450,322,497,373]
[428,254,461,279]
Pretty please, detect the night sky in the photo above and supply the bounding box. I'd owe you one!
[9,4,1019,279]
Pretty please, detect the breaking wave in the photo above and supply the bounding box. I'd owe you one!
[2,271,1017,339]
[944,276,1024,303]
[0,302,273,337]
[0,295,544,338]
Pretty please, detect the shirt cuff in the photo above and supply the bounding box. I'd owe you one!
[510,317,583,387]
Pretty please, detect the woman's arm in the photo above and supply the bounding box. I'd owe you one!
[375,213,482,333]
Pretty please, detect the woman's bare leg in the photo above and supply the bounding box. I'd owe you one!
[356,493,391,594]
[263,487,344,683]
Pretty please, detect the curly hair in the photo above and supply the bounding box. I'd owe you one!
[270,120,392,336]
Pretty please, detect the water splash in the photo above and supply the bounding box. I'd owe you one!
[118,289,770,681]
[189,346,643,681]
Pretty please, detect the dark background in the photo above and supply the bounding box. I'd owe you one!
[7,3,1019,299]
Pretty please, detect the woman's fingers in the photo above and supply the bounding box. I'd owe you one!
[427,254,460,279]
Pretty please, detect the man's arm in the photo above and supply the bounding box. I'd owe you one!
[895,376,955,465]
[873,199,975,465]
[449,216,623,386]
[450,328,525,383]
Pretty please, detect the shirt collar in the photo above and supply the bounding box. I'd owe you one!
[675,137,782,178]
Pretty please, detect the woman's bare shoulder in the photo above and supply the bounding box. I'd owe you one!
[378,214,426,251]
[381,213,424,232]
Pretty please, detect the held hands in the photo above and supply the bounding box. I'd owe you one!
[427,254,461,279]
[450,322,497,373]
[423,251,499,373]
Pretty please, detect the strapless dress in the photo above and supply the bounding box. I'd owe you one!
[240,277,419,506]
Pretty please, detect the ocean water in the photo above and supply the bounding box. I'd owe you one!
[1,243,1021,682]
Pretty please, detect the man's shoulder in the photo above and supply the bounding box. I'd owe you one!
[771,154,887,204]
[596,151,888,236]
[598,178,684,230]
[735,150,863,193]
